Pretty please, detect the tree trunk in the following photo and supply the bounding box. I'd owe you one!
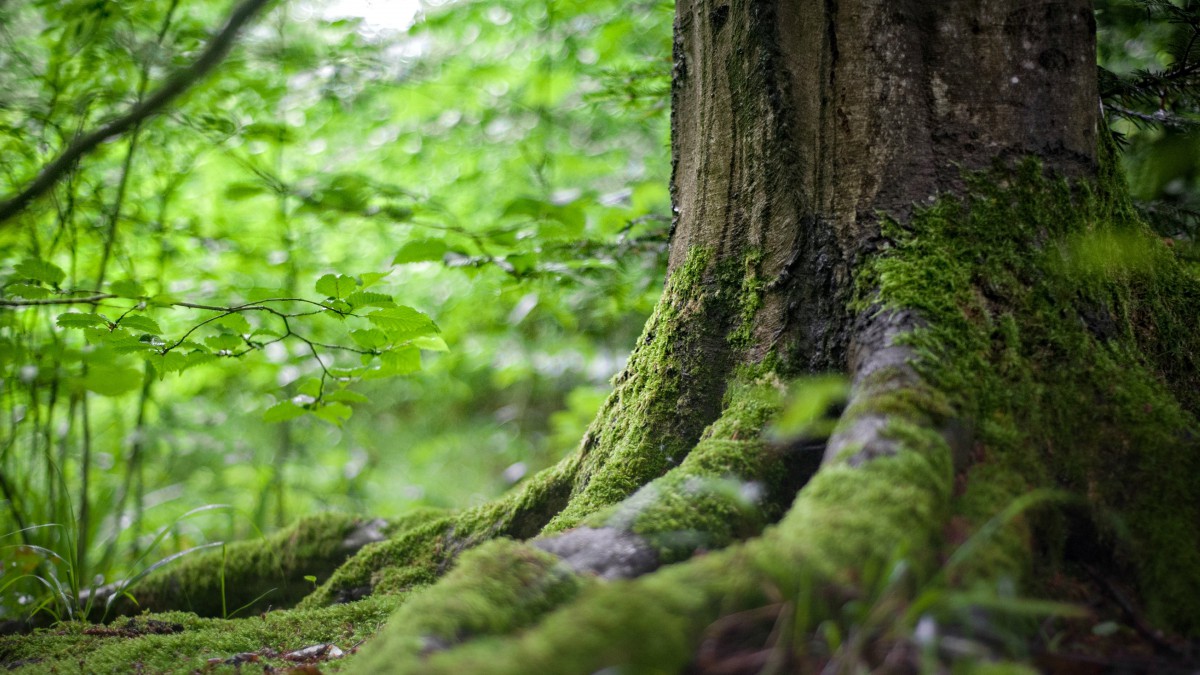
[5,1,1199,673]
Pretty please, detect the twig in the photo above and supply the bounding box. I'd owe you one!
[0,0,277,225]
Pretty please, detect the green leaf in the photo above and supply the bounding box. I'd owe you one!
[297,378,322,398]
[82,365,142,396]
[15,258,65,285]
[182,351,218,371]
[109,279,146,298]
[382,205,413,221]
[148,293,181,308]
[346,291,394,309]
[359,272,391,289]
[7,284,51,299]
[216,314,252,335]
[367,307,438,341]
[119,315,161,335]
[224,181,268,201]
[82,326,111,345]
[325,389,369,404]
[350,328,389,350]
[412,334,449,352]
[380,345,420,375]
[312,402,353,426]
[316,273,357,299]
[316,173,370,212]
[57,312,108,329]
[106,331,158,354]
[141,348,183,374]
[768,376,850,440]
[393,239,448,264]
[263,401,307,423]
[205,333,242,352]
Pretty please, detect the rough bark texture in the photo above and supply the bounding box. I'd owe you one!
[670,0,1098,370]
[5,1,1200,673]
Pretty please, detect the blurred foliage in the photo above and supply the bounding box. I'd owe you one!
[0,0,670,619]
[1098,0,1200,256]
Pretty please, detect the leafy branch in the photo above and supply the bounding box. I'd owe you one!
[1101,0,1200,129]
[2,261,445,426]
[0,0,277,226]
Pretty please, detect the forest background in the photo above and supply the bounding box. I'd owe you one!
[0,0,1196,623]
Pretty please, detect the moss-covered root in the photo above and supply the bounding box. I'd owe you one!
[542,247,749,533]
[300,456,578,608]
[354,539,591,665]
[86,513,388,620]
[551,376,821,572]
[353,423,955,674]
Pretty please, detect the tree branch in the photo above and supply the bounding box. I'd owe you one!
[0,0,277,226]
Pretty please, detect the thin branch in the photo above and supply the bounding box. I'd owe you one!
[0,294,113,307]
[0,0,277,226]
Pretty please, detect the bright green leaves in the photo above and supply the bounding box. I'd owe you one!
[204,333,242,352]
[14,257,66,286]
[118,315,162,335]
[4,257,67,301]
[316,273,357,299]
[109,279,146,298]
[768,376,851,441]
[346,291,393,309]
[263,400,308,423]
[262,381,365,428]
[350,328,389,350]
[37,268,447,425]
[502,196,585,241]
[57,312,108,329]
[312,402,353,426]
[379,345,420,375]
[8,284,52,299]
[81,364,144,396]
[366,306,438,341]
[393,239,448,264]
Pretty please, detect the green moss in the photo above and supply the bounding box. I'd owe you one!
[544,246,736,532]
[1,595,400,673]
[352,539,590,670]
[727,248,765,351]
[93,512,380,619]
[303,457,578,607]
[353,419,956,674]
[575,377,792,562]
[859,158,1200,632]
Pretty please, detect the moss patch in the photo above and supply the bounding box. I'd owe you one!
[351,539,590,670]
[0,595,399,673]
[578,376,801,563]
[544,246,760,532]
[353,424,955,674]
[302,455,577,608]
[859,157,1200,631]
[95,512,384,619]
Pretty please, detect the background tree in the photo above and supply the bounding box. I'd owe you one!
[3,0,1200,672]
